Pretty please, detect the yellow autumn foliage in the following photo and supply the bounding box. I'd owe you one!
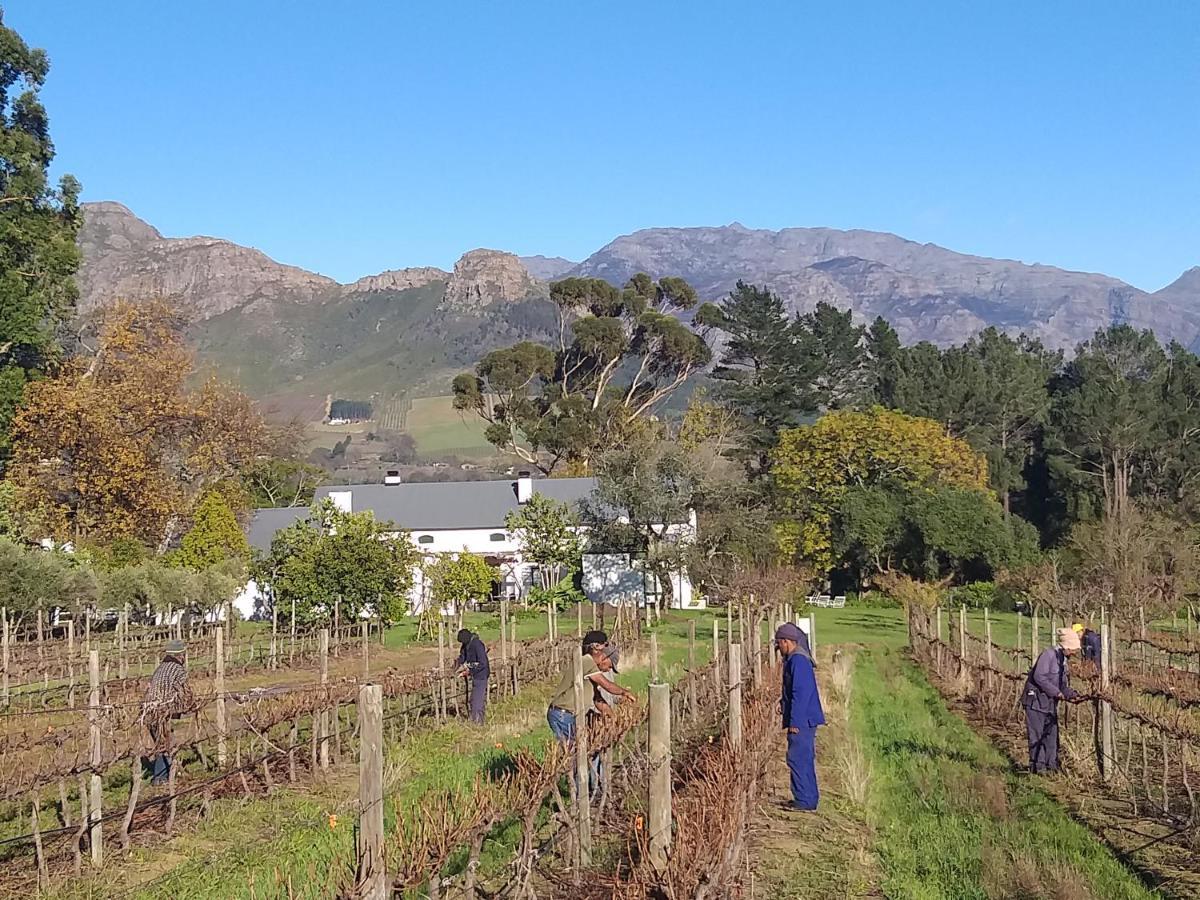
[9,298,267,548]
[772,407,989,571]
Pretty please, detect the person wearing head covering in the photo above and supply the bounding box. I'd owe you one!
[454,629,491,725]
[1022,627,1081,774]
[546,631,636,745]
[1073,622,1102,663]
[141,639,193,786]
[775,622,825,811]
[593,645,622,713]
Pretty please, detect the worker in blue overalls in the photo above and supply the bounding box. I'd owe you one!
[775,622,825,810]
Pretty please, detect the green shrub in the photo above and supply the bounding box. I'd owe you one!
[846,590,903,609]
[949,581,996,609]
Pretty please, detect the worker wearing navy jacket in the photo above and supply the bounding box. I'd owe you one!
[455,629,490,725]
[775,622,825,810]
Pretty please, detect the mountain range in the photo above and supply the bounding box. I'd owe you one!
[77,202,1200,416]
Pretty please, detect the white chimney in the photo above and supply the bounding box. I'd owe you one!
[516,471,533,504]
[384,470,402,486]
[328,490,352,513]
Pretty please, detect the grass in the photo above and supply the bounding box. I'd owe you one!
[404,396,492,455]
[855,648,1155,900]
[44,608,707,898]
[32,603,1161,898]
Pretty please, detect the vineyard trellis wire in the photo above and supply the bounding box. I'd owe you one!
[0,613,625,898]
[909,603,1200,867]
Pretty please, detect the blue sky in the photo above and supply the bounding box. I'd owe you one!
[5,1,1198,289]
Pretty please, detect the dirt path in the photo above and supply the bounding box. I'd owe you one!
[746,647,881,899]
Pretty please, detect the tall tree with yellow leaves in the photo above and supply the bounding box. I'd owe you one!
[772,407,990,572]
[8,298,267,549]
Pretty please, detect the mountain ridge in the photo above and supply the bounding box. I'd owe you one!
[75,202,1200,405]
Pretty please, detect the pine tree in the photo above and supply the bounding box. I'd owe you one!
[0,12,81,453]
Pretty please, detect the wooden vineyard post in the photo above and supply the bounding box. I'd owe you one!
[648,682,671,874]
[1,606,8,707]
[591,601,597,630]
[1016,610,1023,670]
[356,684,386,900]
[547,604,554,644]
[438,619,448,722]
[712,617,722,692]
[958,605,969,689]
[67,618,76,708]
[752,612,762,688]
[572,650,592,868]
[809,608,817,665]
[650,633,660,683]
[270,600,279,670]
[1032,607,1039,661]
[334,596,342,658]
[1139,606,1147,674]
[935,607,943,675]
[216,626,228,767]
[361,619,369,681]
[1099,609,1115,783]
[499,600,509,698]
[290,596,297,664]
[984,607,993,693]
[88,650,103,867]
[728,642,743,749]
[577,601,582,640]
[320,629,330,770]
[688,619,697,721]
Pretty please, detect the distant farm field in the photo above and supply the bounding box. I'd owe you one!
[406,395,493,455]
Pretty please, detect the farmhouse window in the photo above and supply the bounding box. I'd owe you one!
[417,534,434,544]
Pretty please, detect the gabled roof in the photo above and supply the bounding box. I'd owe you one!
[247,477,599,551]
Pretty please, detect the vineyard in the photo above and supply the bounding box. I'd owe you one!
[910,604,1200,894]
[0,600,795,899]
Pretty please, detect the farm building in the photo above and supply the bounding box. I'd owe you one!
[242,473,700,617]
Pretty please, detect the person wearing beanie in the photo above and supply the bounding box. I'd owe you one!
[141,638,193,786]
[454,628,490,725]
[1021,627,1081,774]
[775,622,825,811]
[1073,622,1102,663]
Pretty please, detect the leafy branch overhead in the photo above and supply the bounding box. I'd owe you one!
[452,274,712,473]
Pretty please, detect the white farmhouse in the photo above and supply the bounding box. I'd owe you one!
[244,472,700,617]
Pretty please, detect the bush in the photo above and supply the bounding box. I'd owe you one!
[845,590,903,609]
[949,582,996,609]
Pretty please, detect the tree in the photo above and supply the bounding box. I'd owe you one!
[176,490,249,570]
[698,282,823,476]
[1068,505,1199,621]
[772,407,989,572]
[255,500,419,626]
[9,299,268,548]
[581,437,704,610]
[425,551,496,615]
[453,274,711,472]
[504,493,584,593]
[1047,325,1168,522]
[0,14,81,454]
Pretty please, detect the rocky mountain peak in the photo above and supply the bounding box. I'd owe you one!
[342,267,449,296]
[442,249,540,310]
[79,201,162,253]
[77,201,337,318]
[519,255,576,281]
[1156,267,1200,301]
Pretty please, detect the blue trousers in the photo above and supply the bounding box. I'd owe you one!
[787,727,819,810]
[547,707,600,791]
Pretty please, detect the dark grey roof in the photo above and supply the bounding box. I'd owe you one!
[247,477,599,550]
[247,506,310,551]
